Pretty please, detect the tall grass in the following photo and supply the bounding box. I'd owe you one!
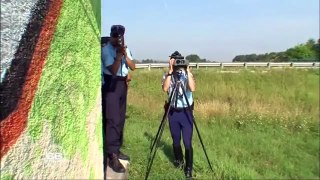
[129,68,319,126]
[122,68,319,179]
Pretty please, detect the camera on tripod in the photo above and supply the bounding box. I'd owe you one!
[169,51,189,68]
[174,59,189,67]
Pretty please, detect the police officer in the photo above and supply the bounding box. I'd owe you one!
[101,25,135,173]
[162,51,196,179]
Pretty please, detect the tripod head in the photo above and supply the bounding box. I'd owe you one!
[173,66,187,82]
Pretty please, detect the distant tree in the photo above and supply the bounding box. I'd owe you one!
[132,59,140,64]
[232,38,319,62]
[286,44,315,61]
[274,52,290,62]
[306,38,316,49]
[316,39,320,61]
[256,54,266,61]
[307,38,320,61]
[233,55,244,62]
[247,54,257,62]
[185,54,208,62]
[141,59,155,63]
[186,54,201,62]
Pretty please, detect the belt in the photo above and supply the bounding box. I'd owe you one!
[170,107,190,112]
[104,74,127,81]
[170,103,194,112]
[114,76,127,81]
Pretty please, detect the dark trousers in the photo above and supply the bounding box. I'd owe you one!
[103,74,127,154]
[168,108,193,149]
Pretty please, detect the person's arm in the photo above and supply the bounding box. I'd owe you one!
[122,47,135,71]
[108,52,123,75]
[126,73,132,86]
[125,54,136,71]
[186,66,196,91]
[162,58,174,92]
[102,46,122,76]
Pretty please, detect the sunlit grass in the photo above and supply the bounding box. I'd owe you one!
[121,68,319,179]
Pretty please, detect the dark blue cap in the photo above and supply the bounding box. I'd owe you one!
[110,25,125,37]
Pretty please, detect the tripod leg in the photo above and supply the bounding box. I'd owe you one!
[191,115,214,172]
[150,84,177,153]
[149,108,167,150]
[145,84,179,180]
[181,85,214,172]
[145,113,169,180]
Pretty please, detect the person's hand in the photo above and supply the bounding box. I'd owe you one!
[116,51,123,61]
[116,46,126,55]
[163,100,169,110]
[122,46,127,57]
[187,65,192,73]
[126,73,132,86]
[169,58,175,73]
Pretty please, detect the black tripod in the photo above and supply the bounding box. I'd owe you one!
[144,69,213,180]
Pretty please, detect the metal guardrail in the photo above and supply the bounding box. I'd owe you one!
[135,62,320,70]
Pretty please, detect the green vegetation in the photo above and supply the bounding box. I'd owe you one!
[89,167,95,180]
[24,162,33,176]
[95,113,103,152]
[233,38,320,62]
[28,0,100,162]
[0,173,14,180]
[137,54,212,63]
[136,39,319,63]
[186,54,209,62]
[121,68,319,179]
[89,0,101,32]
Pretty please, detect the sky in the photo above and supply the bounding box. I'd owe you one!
[101,0,319,62]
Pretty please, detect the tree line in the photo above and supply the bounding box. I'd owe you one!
[132,38,319,63]
[134,54,214,64]
[233,39,320,62]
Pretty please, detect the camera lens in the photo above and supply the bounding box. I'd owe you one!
[118,38,123,45]
[176,60,181,64]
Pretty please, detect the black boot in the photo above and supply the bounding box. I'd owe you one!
[108,153,126,173]
[184,148,193,179]
[173,144,184,168]
[119,151,130,161]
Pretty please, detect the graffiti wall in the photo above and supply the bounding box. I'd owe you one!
[0,0,102,179]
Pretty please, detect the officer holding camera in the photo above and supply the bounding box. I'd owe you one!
[162,51,196,179]
[101,25,135,173]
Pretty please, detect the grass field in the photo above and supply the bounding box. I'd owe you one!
[119,68,319,179]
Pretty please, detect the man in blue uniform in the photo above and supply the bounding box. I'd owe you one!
[162,51,196,179]
[101,25,136,173]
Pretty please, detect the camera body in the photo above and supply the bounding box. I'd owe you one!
[117,36,124,47]
[170,51,189,68]
[115,35,126,55]
[171,56,189,67]
[171,56,188,81]
[174,59,189,67]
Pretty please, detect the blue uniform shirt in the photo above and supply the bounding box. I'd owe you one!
[101,42,133,84]
[162,70,193,108]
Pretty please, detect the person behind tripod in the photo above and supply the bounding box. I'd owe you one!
[162,51,196,179]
